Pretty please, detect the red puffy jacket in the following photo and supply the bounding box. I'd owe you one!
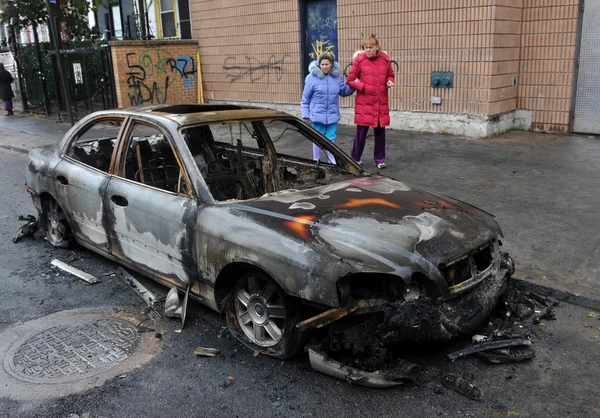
[347,52,395,127]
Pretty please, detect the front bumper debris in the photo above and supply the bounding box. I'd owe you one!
[299,266,510,342]
[308,348,420,388]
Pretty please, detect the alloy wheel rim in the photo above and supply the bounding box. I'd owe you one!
[47,200,67,243]
[234,275,286,347]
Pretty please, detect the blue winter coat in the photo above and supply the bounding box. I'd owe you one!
[301,61,354,125]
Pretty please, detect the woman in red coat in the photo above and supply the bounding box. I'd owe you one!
[347,36,394,169]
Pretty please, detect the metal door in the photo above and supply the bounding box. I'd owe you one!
[301,0,338,79]
[574,0,600,133]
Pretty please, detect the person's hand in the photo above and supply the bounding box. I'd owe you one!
[386,80,394,88]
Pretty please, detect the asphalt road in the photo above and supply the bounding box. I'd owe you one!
[1,147,599,418]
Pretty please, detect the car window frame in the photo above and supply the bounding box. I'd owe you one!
[114,117,196,199]
[255,117,362,174]
[61,115,127,175]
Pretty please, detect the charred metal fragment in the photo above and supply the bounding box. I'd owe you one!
[116,267,161,317]
[51,259,101,284]
[442,373,482,400]
[478,346,536,364]
[447,338,532,360]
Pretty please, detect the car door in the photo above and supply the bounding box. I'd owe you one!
[53,116,126,252]
[107,118,199,288]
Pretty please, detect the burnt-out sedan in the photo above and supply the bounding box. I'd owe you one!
[26,104,514,360]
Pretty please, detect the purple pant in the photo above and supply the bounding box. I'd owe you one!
[350,124,386,164]
[3,99,12,111]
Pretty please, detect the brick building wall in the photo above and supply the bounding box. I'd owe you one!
[110,40,200,108]
[337,0,522,117]
[188,0,580,135]
[517,0,579,132]
[190,0,302,103]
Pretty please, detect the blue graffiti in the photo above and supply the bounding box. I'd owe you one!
[167,56,197,90]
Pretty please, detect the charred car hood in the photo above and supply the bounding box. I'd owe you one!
[229,176,502,273]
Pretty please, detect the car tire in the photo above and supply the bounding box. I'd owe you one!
[226,271,304,359]
[44,197,73,248]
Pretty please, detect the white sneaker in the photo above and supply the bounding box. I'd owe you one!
[357,160,363,166]
[376,162,387,169]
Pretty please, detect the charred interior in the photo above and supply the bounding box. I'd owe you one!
[182,119,355,202]
[337,274,424,306]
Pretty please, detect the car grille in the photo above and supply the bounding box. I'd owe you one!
[439,241,495,289]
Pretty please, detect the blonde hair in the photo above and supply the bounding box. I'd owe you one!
[363,34,380,49]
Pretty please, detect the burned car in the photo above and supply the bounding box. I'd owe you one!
[25,104,514,360]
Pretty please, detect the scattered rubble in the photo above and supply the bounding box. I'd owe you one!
[307,280,557,391]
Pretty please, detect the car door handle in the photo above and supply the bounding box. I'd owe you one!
[111,195,128,207]
[57,175,69,185]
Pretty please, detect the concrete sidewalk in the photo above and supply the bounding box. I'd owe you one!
[1,111,599,309]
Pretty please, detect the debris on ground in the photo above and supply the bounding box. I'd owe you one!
[478,346,536,364]
[220,376,235,388]
[308,348,419,388]
[13,215,39,243]
[51,259,100,284]
[165,287,182,318]
[533,307,556,324]
[442,373,482,400]
[447,338,532,360]
[528,292,559,307]
[194,347,220,357]
[587,311,597,319]
[163,285,190,330]
[472,334,489,343]
[115,267,162,318]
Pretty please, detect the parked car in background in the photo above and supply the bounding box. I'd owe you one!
[25,104,514,359]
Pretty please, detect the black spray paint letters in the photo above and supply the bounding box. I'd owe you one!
[223,55,290,83]
[126,51,198,105]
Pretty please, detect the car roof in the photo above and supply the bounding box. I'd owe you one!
[99,104,294,127]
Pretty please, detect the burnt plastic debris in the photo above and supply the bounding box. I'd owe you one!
[478,346,536,364]
[13,215,38,243]
[447,338,532,360]
[442,373,482,400]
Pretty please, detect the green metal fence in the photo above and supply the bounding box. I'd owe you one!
[16,40,115,119]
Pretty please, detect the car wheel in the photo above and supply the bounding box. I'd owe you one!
[226,272,304,359]
[44,198,73,248]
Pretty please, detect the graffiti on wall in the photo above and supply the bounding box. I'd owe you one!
[223,55,290,83]
[126,47,197,105]
[309,39,335,60]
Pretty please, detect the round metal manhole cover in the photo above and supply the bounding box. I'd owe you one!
[0,308,160,400]
[4,317,140,384]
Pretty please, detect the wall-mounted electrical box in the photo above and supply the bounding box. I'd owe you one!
[431,71,454,88]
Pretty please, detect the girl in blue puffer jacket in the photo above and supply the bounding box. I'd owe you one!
[301,52,354,163]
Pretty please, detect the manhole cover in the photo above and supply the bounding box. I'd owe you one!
[0,308,160,400]
[4,317,139,384]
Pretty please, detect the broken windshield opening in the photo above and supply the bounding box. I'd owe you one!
[181,119,359,202]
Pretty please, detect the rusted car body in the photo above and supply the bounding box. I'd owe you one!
[25,104,513,359]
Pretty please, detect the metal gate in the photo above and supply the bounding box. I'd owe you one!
[58,47,116,118]
[16,42,115,119]
[573,0,600,134]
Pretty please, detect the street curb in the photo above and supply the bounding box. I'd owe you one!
[513,276,600,312]
[0,144,29,154]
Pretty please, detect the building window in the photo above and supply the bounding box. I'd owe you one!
[160,0,176,38]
